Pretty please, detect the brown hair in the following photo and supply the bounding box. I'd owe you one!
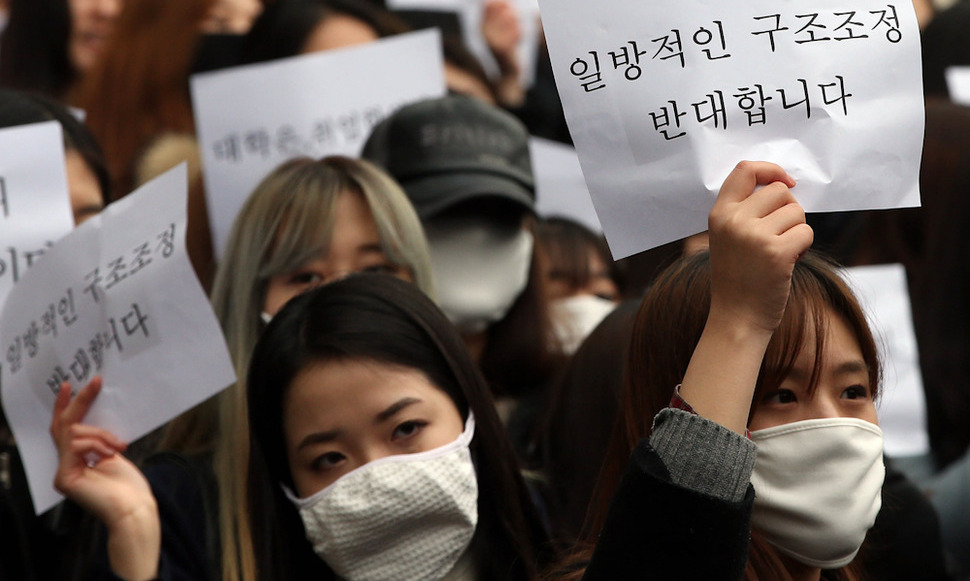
[546,250,879,581]
[535,217,624,299]
[73,0,213,199]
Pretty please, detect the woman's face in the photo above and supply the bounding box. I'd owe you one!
[262,190,411,316]
[545,249,619,302]
[300,14,378,54]
[283,358,465,497]
[748,308,878,431]
[65,150,104,225]
[199,0,262,34]
[68,0,123,75]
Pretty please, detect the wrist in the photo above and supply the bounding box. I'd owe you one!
[678,313,774,435]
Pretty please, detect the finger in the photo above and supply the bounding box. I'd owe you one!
[68,424,127,451]
[717,161,795,205]
[61,376,102,425]
[741,181,797,220]
[776,223,815,258]
[69,437,120,462]
[50,382,73,435]
[761,201,807,236]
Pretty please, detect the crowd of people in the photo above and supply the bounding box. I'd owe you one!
[0,0,968,580]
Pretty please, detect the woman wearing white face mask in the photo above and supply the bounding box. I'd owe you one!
[48,274,553,581]
[244,274,551,580]
[535,217,622,355]
[544,162,889,581]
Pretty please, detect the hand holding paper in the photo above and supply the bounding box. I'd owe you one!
[0,163,235,514]
[681,161,812,435]
[708,161,812,335]
[51,377,161,581]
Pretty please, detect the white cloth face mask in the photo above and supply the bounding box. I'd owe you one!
[749,417,885,569]
[424,216,533,335]
[550,294,616,354]
[285,414,479,581]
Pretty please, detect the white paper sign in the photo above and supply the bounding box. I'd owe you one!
[0,164,236,514]
[529,137,601,232]
[843,264,929,457]
[191,29,447,258]
[944,66,970,105]
[0,121,74,307]
[538,0,925,258]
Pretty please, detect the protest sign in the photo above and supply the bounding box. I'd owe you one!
[191,29,446,257]
[530,137,601,232]
[0,121,74,307]
[0,164,236,514]
[844,264,929,457]
[538,0,924,258]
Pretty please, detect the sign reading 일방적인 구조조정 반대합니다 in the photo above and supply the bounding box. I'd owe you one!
[537,0,925,259]
[0,164,236,515]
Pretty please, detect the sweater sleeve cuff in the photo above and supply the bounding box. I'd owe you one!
[649,408,757,503]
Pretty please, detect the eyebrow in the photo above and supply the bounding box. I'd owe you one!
[295,398,424,452]
[833,360,869,375]
[786,359,869,382]
[358,243,385,255]
[297,428,343,452]
[376,397,422,424]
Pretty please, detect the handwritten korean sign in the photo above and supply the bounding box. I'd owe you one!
[538,0,924,258]
[0,164,236,514]
[191,28,447,257]
[0,121,74,306]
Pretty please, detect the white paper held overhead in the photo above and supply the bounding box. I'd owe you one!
[538,0,924,258]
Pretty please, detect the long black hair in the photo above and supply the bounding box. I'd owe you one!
[0,88,111,204]
[0,0,75,99]
[246,273,551,580]
[241,0,408,63]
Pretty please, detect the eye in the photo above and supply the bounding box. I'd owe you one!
[361,262,398,275]
[311,451,345,471]
[761,389,797,405]
[841,385,871,400]
[289,271,324,286]
[392,420,427,440]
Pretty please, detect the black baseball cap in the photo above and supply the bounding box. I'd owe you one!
[362,95,536,219]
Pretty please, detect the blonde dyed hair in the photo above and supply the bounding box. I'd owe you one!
[159,155,433,581]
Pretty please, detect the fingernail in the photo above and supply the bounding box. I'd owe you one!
[83,452,100,468]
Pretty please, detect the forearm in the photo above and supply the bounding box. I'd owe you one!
[105,502,161,581]
[678,311,773,435]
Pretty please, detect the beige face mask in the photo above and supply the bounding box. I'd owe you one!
[424,217,534,335]
[284,415,479,581]
[749,417,885,569]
